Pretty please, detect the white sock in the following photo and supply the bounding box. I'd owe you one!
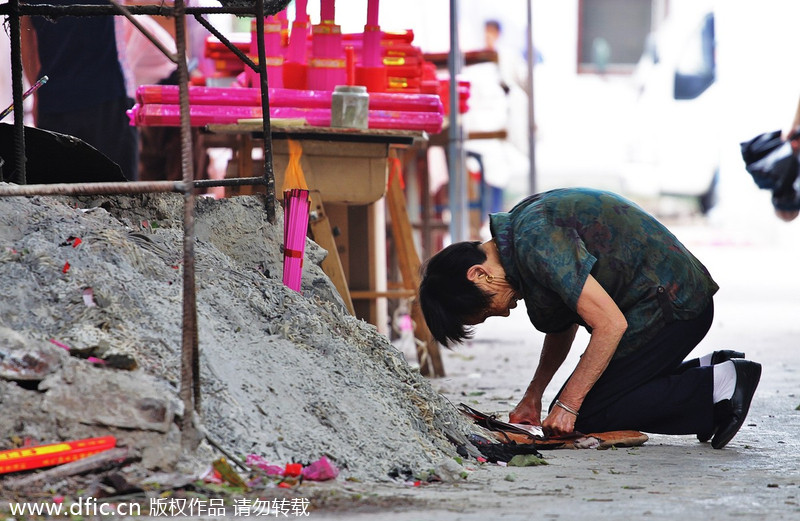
[712,360,736,403]
[699,353,713,367]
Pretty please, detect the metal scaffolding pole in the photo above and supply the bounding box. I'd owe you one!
[526,0,537,195]
[447,0,468,242]
[254,0,277,223]
[173,0,201,449]
[7,0,26,185]
[0,0,282,451]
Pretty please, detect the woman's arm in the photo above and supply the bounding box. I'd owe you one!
[509,323,578,426]
[542,274,627,436]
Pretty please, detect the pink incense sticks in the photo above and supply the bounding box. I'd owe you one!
[129,96,443,133]
[282,188,310,292]
[135,85,443,113]
[136,84,264,106]
[129,102,443,133]
[282,140,310,292]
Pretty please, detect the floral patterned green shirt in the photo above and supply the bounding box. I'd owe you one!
[489,188,718,358]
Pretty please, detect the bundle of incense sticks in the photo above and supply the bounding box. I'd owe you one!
[281,139,310,292]
[128,102,443,133]
[127,104,309,127]
[135,85,443,112]
[282,188,310,292]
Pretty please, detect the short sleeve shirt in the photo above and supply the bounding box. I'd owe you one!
[489,188,718,358]
[30,0,127,114]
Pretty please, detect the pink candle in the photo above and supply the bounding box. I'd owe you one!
[320,0,334,22]
[295,0,308,23]
[367,0,379,26]
[286,0,310,68]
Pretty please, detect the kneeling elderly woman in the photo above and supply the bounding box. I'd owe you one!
[419,188,761,449]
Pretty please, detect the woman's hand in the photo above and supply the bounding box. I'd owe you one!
[510,326,578,428]
[509,396,542,426]
[542,404,577,437]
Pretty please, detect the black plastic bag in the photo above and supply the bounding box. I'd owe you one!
[740,129,800,211]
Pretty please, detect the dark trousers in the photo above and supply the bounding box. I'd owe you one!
[38,96,138,181]
[564,301,716,436]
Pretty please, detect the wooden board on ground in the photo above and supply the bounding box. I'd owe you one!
[459,403,648,450]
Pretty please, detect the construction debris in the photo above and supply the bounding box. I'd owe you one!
[0,190,477,497]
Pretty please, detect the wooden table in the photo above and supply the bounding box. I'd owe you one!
[199,123,445,376]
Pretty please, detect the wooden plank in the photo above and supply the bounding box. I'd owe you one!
[206,123,424,146]
[308,192,355,315]
[467,129,508,140]
[350,289,417,300]
[386,153,445,377]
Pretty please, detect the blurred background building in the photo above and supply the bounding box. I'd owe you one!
[319,0,800,226]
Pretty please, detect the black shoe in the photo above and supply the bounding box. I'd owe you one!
[696,351,746,443]
[711,359,762,449]
[697,400,736,443]
[710,350,746,365]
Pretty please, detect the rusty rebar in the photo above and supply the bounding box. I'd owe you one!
[0,180,184,196]
[193,176,266,189]
[173,0,200,450]
[8,0,25,185]
[0,4,267,17]
[255,0,277,223]
[0,178,272,196]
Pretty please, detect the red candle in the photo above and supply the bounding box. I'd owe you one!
[346,46,355,86]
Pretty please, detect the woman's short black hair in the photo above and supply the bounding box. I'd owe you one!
[418,241,493,347]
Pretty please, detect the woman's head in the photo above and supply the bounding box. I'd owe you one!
[418,241,493,347]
